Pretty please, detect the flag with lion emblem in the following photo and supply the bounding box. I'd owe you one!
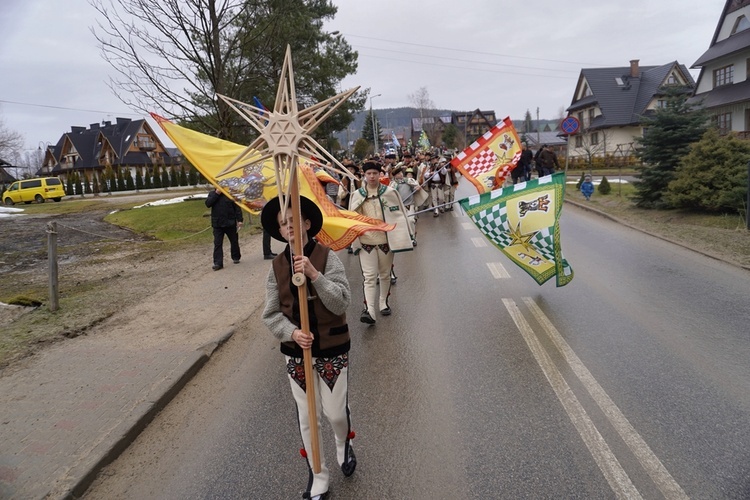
[459,172,573,286]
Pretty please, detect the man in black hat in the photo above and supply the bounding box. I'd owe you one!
[348,160,413,324]
[261,196,357,500]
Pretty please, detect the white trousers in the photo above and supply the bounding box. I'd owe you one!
[286,355,352,497]
[431,184,445,210]
[358,245,394,316]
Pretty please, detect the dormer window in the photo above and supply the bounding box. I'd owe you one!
[581,82,592,98]
[731,15,750,35]
[615,77,624,86]
[667,74,679,85]
[714,65,734,87]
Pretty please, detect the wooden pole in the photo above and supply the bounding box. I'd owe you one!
[47,221,59,312]
[289,170,322,473]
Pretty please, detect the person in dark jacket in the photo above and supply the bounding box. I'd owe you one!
[514,143,533,184]
[205,188,243,270]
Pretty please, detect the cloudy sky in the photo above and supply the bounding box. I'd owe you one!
[0,0,724,152]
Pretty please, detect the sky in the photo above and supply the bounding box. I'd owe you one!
[0,0,724,153]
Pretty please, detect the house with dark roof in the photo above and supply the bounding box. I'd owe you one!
[689,0,750,137]
[39,117,179,180]
[566,60,695,160]
[410,115,452,147]
[451,109,498,148]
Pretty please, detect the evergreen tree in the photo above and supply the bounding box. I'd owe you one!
[104,165,114,193]
[442,124,460,149]
[126,169,135,190]
[153,165,162,188]
[634,86,708,208]
[188,166,197,186]
[666,128,750,212]
[179,166,188,186]
[135,168,144,190]
[598,176,611,195]
[116,168,125,191]
[169,165,179,187]
[92,173,100,195]
[66,175,74,196]
[74,172,83,196]
[576,172,585,191]
[83,172,92,194]
[361,109,382,149]
[353,138,369,159]
[161,165,170,188]
[144,168,153,189]
[523,109,534,133]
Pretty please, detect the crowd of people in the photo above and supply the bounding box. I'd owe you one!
[210,145,560,500]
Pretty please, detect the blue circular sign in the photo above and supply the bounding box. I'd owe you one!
[561,116,580,135]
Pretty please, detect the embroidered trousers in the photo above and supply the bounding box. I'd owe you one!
[286,355,352,497]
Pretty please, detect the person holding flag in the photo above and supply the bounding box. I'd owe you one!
[261,196,357,500]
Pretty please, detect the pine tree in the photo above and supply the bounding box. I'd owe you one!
[135,168,144,191]
[361,109,382,149]
[144,168,153,189]
[598,176,611,195]
[179,166,188,186]
[169,165,179,187]
[74,172,83,196]
[126,170,135,191]
[153,165,162,188]
[634,86,708,208]
[161,165,170,188]
[83,172,92,194]
[188,166,197,186]
[92,173,100,195]
[66,175,74,196]
[576,172,585,191]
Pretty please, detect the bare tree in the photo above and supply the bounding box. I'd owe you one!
[90,0,360,142]
[407,86,435,120]
[0,116,24,162]
[571,127,614,170]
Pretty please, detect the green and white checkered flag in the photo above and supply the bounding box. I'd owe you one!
[459,172,573,286]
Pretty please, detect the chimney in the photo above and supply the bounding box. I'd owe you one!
[630,59,640,78]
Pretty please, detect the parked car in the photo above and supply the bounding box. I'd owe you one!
[2,177,66,205]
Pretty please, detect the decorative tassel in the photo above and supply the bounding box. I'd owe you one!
[347,431,356,440]
[300,448,307,458]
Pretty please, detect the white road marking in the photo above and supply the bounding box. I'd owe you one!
[471,237,487,247]
[487,262,510,279]
[503,299,643,500]
[523,297,688,499]
[461,222,474,230]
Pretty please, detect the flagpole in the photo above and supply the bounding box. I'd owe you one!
[289,168,322,474]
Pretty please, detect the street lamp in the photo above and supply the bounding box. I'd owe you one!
[370,93,381,154]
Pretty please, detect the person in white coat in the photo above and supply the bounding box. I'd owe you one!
[349,160,413,325]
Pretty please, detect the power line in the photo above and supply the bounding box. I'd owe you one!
[343,33,608,67]
[0,99,141,117]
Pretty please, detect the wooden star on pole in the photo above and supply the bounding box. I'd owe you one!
[216,45,359,217]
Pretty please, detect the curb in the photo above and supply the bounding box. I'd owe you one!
[61,327,237,500]
[565,199,750,272]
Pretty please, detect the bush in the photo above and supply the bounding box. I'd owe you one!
[666,129,750,212]
[598,176,611,195]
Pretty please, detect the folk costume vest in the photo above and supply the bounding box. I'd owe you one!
[272,241,350,358]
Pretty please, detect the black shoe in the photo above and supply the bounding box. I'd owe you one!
[263,253,277,260]
[360,310,375,325]
[212,264,223,271]
[347,247,353,254]
[232,259,240,264]
[390,277,397,285]
[302,492,329,500]
[341,447,357,477]
[380,307,391,316]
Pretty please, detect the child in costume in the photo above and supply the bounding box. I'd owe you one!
[261,196,356,500]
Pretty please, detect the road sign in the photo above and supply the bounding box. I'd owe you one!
[560,116,580,135]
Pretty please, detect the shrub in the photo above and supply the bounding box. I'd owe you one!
[598,176,611,195]
[576,172,585,191]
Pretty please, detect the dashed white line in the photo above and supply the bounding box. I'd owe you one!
[461,222,474,230]
[471,237,487,247]
[487,262,510,279]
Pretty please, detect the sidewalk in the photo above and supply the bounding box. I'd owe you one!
[0,237,269,499]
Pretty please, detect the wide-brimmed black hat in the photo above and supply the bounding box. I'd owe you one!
[361,160,382,173]
[261,196,323,242]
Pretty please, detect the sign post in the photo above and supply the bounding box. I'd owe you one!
[559,116,580,176]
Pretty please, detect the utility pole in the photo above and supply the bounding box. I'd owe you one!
[536,107,540,145]
[370,93,381,154]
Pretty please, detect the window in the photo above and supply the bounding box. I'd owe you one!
[714,65,734,87]
[731,15,750,35]
[588,108,595,124]
[715,112,732,135]
[577,112,584,126]
[666,73,679,85]
[591,132,599,145]
[575,136,583,148]
[657,99,667,109]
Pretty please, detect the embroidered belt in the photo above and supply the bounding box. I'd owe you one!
[361,243,390,254]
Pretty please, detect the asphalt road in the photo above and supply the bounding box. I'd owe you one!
[84,198,750,499]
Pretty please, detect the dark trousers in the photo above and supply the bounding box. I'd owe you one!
[213,225,241,265]
[263,230,273,256]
